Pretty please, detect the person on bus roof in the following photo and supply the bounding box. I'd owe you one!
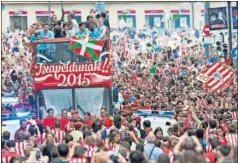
[42,108,58,129]
[38,24,54,40]
[89,22,100,39]
[69,12,79,34]
[75,22,89,37]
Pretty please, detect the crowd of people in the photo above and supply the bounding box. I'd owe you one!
[1,8,238,163]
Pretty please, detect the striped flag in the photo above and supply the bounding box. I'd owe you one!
[197,62,235,93]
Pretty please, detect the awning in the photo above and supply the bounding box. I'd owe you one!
[145,10,164,15]
[9,11,27,16]
[170,9,190,14]
[35,11,54,16]
[64,11,81,15]
[91,10,109,14]
[117,10,136,15]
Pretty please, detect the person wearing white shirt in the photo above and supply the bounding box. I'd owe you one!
[69,13,79,34]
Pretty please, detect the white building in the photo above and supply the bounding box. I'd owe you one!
[1,1,236,32]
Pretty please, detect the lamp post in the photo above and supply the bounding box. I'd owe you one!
[48,1,51,25]
[227,1,232,63]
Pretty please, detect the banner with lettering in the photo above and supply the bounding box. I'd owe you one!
[208,7,228,30]
[232,7,238,29]
[33,59,111,91]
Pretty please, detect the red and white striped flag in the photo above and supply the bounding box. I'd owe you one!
[197,62,235,93]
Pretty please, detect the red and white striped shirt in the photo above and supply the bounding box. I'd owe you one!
[204,128,216,140]
[225,134,237,147]
[2,152,21,163]
[15,142,26,156]
[83,144,97,158]
[69,157,89,163]
[206,144,213,153]
[231,112,238,119]
[52,129,66,144]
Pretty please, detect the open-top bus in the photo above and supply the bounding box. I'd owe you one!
[31,37,117,119]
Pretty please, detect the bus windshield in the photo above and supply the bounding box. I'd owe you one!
[37,87,111,118]
[35,42,107,64]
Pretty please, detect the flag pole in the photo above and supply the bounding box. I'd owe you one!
[48,1,51,25]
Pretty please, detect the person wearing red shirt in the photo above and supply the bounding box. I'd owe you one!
[42,108,57,129]
[217,126,228,145]
[84,112,93,127]
[60,109,70,131]
[14,119,28,141]
[100,107,113,128]
[2,140,21,163]
[204,139,221,163]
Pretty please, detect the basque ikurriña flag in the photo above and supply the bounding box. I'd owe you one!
[70,36,105,61]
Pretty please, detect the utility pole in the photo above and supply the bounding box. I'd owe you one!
[236,2,238,79]
[204,2,210,59]
[227,2,232,62]
[191,2,195,28]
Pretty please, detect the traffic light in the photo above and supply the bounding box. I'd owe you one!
[216,41,228,58]
[222,43,228,59]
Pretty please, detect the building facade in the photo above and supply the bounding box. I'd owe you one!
[1,1,236,32]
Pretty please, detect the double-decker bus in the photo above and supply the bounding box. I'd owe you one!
[31,37,117,119]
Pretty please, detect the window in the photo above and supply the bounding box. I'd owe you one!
[118,15,136,28]
[39,89,73,118]
[36,87,111,118]
[36,16,50,24]
[10,16,28,30]
[75,87,111,116]
[146,15,164,28]
[35,41,106,64]
[35,42,71,64]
